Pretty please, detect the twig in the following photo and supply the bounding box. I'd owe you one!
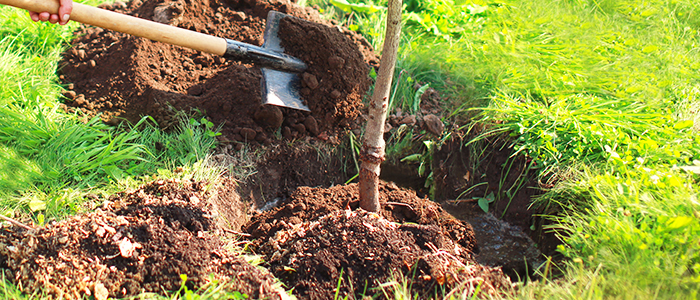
[222,228,251,237]
[0,215,33,231]
[384,201,415,212]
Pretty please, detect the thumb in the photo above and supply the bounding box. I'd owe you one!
[58,0,72,25]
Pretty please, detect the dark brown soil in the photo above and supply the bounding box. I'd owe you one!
[58,0,375,144]
[278,17,370,127]
[243,182,512,299]
[0,179,282,300]
[262,210,511,300]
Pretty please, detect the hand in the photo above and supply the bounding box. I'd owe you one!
[28,0,72,25]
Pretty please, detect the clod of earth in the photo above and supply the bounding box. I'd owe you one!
[59,0,376,144]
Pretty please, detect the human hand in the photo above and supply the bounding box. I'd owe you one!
[28,0,72,25]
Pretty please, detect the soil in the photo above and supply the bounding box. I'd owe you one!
[58,0,376,144]
[262,210,511,300]
[243,182,512,299]
[0,179,283,300]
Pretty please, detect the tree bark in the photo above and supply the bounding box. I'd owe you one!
[358,0,402,212]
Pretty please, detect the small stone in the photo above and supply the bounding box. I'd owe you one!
[239,128,257,140]
[77,49,87,60]
[119,238,135,258]
[94,282,109,300]
[423,114,444,136]
[105,101,113,109]
[304,116,320,136]
[330,90,342,99]
[89,60,96,67]
[302,72,319,89]
[67,83,74,90]
[234,143,243,151]
[221,102,231,112]
[254,105,284,129]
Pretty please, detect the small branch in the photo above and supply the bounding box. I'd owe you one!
[0,215,33,231]
[222,228,251,237]
[384,201,415,212]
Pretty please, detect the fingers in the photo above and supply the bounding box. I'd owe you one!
[27,0,72,25]
[29,11,40,22]
[38,11,51,22]
[49,14,60,24]
[58,0,73,25]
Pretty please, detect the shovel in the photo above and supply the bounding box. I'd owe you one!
[0,0,310,111]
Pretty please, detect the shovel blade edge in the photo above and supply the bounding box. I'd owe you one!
[262,68,310,111]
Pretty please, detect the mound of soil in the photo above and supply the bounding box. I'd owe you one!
[245,182,477,253]
[244,182,512,298]
[0,179,282,300]
[263,210,510,299]
[59,0,376,144]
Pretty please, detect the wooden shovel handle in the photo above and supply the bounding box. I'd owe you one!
[0,0,227,56]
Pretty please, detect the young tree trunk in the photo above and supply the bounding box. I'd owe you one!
[358,0,402,212]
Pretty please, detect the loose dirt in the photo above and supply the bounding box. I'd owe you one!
[244,182,512,299]
[59,0,376,144]
[0,179,283,300]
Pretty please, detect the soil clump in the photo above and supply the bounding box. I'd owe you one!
[59,0,376,144]
[0,179,282,300]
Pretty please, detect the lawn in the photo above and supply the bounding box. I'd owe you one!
[0,0,699,298]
